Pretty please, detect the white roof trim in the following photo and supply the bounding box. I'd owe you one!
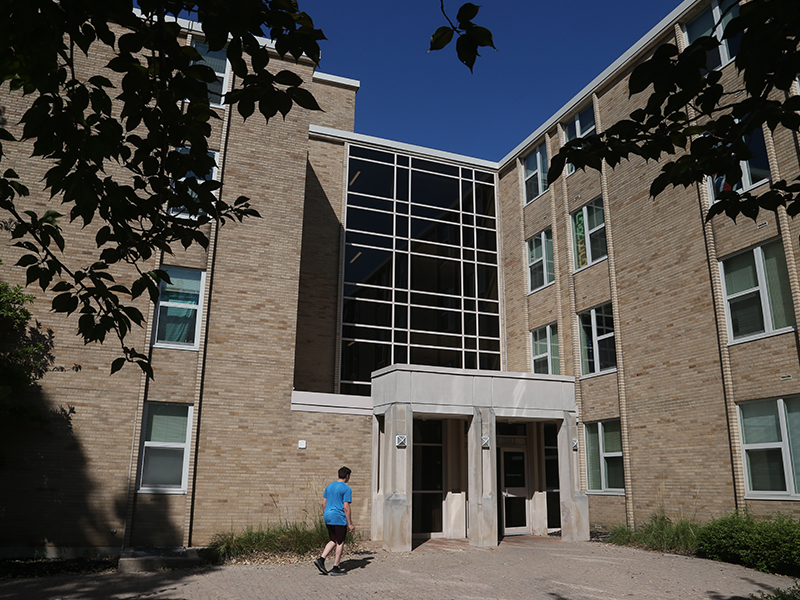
[313,72,360,90]
[499,0,701,167]
[309,125,499,170]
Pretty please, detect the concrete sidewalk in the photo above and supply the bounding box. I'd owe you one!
[0,536,796,600]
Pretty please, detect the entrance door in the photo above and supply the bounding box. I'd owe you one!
[499,449,529,535]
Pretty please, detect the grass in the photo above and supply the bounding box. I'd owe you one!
[607,509,700,555]
[205,518,360,564]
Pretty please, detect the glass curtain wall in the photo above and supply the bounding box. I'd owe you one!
[340,145,501,395]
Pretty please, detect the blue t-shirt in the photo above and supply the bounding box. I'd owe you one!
[323,481,352,526]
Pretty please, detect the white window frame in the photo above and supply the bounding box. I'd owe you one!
[584,420,624,493]
[137,402,194,494]
[579,302,616,376]
[684,0,740,71]
[571,197,607,270]
[738,397,800,500]
[523,142,549,202]
[169,149,220,220]
[563,104,596,176]
[152,266,206,351]
[720,240,796,343]
[527,228,554,293]
[192,40,230,109]
[531,322,559,375]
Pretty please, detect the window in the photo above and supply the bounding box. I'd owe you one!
[138,402,193,493]
[524,142,549,201]
[585,420,624,492]
[169,148,219,220]
[153,267,205,349]
[579,303,616,375]
[685,0,741,71]
[739,397,800,497]
[563,104,596,175]
[710,126,770,199]
[532,323,559,375]
[572,197,607,270]
[527,228,554,292]
[721,240,795,341]
[192,41,229,107]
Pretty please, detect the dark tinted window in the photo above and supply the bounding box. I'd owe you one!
[349,159,394,198]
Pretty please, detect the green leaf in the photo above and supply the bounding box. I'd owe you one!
[429,26,454,52]
[287,87,321,111]
[456,3,481,25]
[52,292,79,314]
[110,357,126,375]
[465,26,495,49]
[456,35,479,72]
[274,70,304,87]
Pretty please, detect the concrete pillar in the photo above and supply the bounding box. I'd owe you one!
[370,415,384,542]
[558,412,589,542]
[467,406,497,547]
[380,403,413,552]
[443,419,467,539]
[531,492,548,536]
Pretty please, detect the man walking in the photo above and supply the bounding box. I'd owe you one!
[314,466,354,576]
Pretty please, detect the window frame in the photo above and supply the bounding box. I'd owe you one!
[563,104,596,176]
[523,142,549,202]
[684,0,740,71]
[579,302,616,376]
[531,322,559,375]
[137,402,194,494]
[738,397,800,500]
[584,420,624,494]
[571,196,607,271]
[191,40,230,108]
[152,266,206,351]
[526,228,555,293]
[720,240,796,343]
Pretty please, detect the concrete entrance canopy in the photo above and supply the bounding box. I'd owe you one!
[369,364,588,552]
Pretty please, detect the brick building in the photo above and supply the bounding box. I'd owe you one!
[1,0,799,556]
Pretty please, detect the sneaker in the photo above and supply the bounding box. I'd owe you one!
[329,565,346,575]
[314,557,328,575]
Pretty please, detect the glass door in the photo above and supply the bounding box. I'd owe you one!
[500,449,529,535]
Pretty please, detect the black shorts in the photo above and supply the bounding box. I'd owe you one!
[326,524,347,544]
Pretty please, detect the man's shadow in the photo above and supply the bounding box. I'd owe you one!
[340,556,375,571]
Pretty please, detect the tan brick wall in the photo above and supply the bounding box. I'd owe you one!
[293,138,347,393]
[309,77,358,132]
[587,495,627,530]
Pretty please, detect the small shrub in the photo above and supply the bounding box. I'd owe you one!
[608,524,636,546]
[635,511,699,555]
[696,512,800,576]
[751,582,800,600]
[207,518,356,563]
[607,510,699,555]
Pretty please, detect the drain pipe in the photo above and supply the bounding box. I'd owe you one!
[121,406,138,554]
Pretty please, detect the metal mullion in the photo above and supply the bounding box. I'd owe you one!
[546,325,554,374]
[591,307,600,373]
[754,246,774,331]
[776,398,796,494]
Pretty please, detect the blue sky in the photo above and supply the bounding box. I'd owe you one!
[302,0,682,161]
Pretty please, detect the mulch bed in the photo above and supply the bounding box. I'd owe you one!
[0,556,119,579]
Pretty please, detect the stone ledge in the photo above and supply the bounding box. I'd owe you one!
[118,548,202,573]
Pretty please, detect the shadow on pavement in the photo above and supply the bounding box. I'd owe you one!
[341,556,375,571]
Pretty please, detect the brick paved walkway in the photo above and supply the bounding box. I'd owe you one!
[0,536,795,600]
